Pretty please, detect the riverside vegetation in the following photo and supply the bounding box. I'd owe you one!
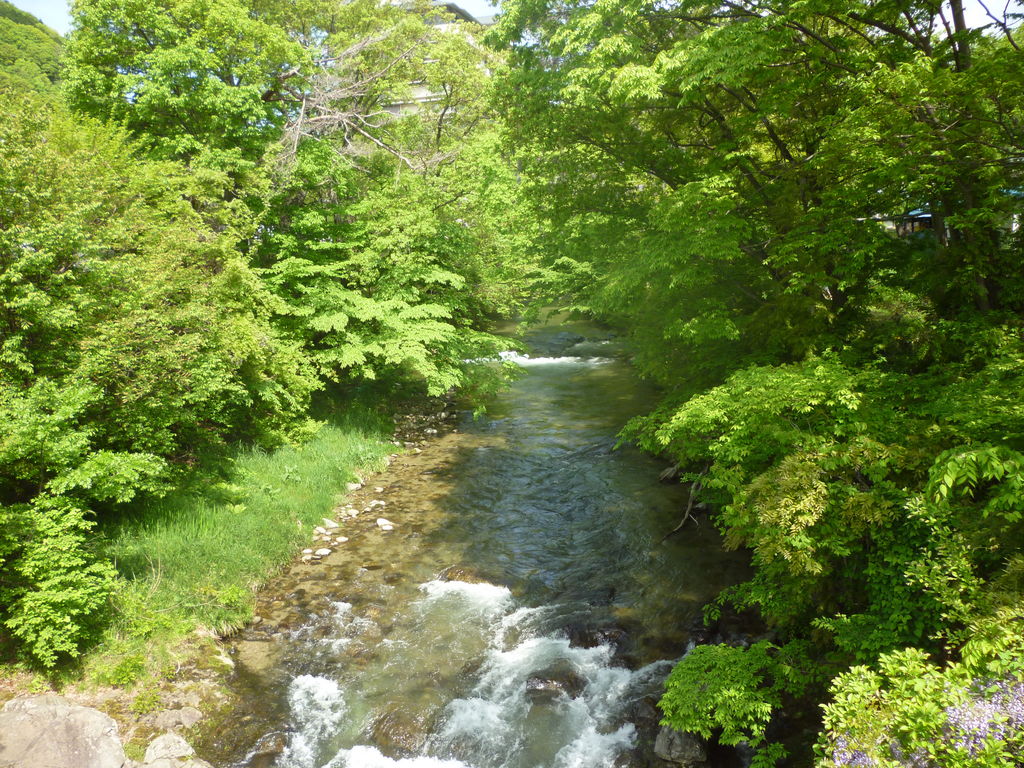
[2,0,1024,766]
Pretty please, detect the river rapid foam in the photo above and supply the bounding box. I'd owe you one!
[274,579,672,768]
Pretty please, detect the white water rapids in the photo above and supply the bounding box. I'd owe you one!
[276,580,672,768]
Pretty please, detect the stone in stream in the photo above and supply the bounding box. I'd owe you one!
[522,330,585,355]
[235,640,280,676]
[0,694,126,768]
[653,725,710,767]
[524,660,587,703]
[376,517,395,531]
[322,518,340,529]
[314,548,332,557]
[611,750,649,768]
[243,731,287,768]
[437,565,491,584]
[346,482,362,491]
[370,707,432,758]
[625,696,663,764]
[561,622,633,660]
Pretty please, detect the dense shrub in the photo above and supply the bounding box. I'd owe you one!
[0,100,316,665]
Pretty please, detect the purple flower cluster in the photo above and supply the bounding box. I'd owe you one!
[830,678,1024,767]
[888,743,932,768]
[832,735,877,767]
[944,677,1024,756]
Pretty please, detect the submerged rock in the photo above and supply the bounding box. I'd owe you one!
[244,731,287,768]
[524,330,587,355]
[437,565,489,583]
[563,622,630,652]
[370,706,431,757]
[612,750,650,768]
[524,660,587,703]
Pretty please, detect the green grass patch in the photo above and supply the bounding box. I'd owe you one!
[82,407,392,685]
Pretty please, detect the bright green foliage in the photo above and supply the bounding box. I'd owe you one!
[0,0,61,94]
[258,134,531,394]
[88,411,391,683]
[0,99,315,665]
[63,0,534,394]
[0,496,115,668]
[1,0,534,669]
[63,0,305,169]
[819,617,1024,767]
[253,4,535,392]
[661,641,792,766]
[496,0,1024,759]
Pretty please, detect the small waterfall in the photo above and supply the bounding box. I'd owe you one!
[497,351,613,367]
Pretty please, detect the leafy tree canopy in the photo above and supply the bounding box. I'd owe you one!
[0,0,61,94]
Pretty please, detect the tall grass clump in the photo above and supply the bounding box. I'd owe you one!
[85,407,392,685]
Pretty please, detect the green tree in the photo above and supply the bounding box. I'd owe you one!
[254,2,535,391]
[0,98,315,666]
[0,0,61,94]
[63,0,307,170]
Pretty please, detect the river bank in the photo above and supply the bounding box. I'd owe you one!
[0,402,429,759]
[0,394,498,763]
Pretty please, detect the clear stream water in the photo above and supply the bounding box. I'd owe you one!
[207,318,747,768]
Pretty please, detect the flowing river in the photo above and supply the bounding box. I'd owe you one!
[204,318,748,768]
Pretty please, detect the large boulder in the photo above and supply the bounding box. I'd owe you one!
[653,725,709,767]
[139,732,213,768]
[0,694,129,768]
